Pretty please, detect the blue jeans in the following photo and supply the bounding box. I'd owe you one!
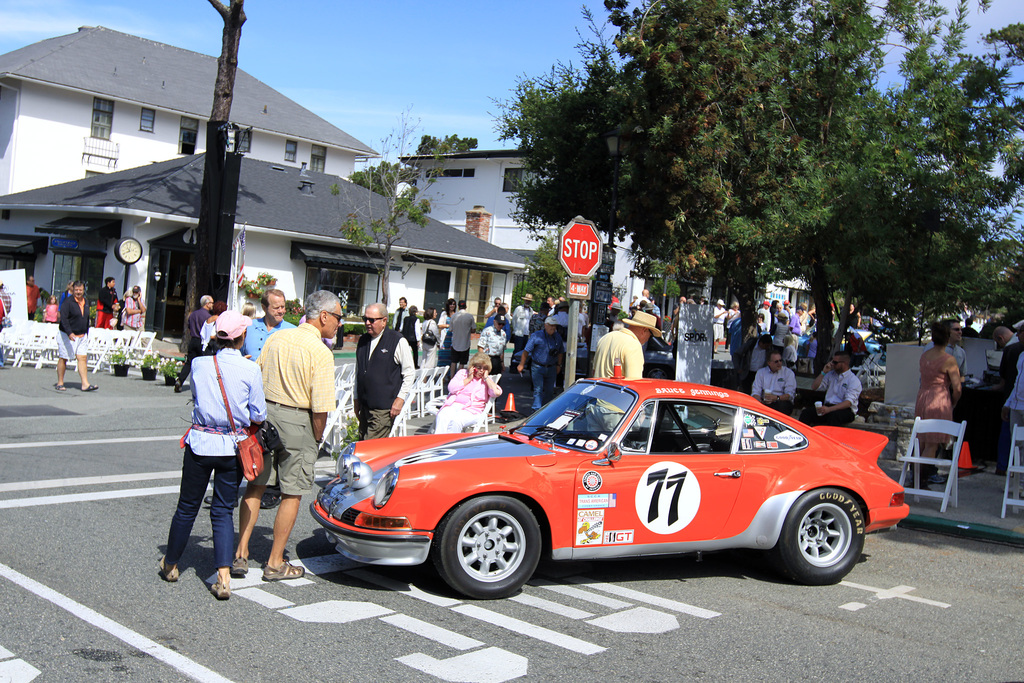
[530,363,557,411]
[165,445,241,569]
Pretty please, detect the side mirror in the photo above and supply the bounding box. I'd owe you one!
[592,442,622,467]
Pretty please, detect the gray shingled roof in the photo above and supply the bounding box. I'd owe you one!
[0,156,525,269]
[0,26,375,155]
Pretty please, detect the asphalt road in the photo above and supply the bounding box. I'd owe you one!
[1,366,1022,682]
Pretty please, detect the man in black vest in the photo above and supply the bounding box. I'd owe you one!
[355,302,416,440]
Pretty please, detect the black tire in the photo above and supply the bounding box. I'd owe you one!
[770,488,865,585]
[643,365,673,380]
[431,495,541,599]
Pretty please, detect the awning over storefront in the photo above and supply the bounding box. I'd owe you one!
[291,242,383,273]
[0,233,48,257]
[35,217,121,240]
[408,253,511,274]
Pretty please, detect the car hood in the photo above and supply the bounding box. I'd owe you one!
[353,432,552,472]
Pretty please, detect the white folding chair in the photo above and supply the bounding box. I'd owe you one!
[388,389,417,438]
[1002,424,1024,518]
[897,417,967,513]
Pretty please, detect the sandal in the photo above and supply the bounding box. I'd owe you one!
[55,384,66,392]
[209,580,230,600]
[262,561,304,582]
[82,385,98,392]
[158,557,179,583]
[230,557,248,578]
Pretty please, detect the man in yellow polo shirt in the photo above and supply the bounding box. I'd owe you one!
[591,309,661,379]
[234,290,340,581]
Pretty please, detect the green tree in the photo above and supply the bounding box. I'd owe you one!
[495,12,625,240]
[415,134,479,156]
[332,114,432,306]
[522,232,567,304]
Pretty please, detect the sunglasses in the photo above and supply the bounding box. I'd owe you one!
[362,316,385,323]
[325,311,343,323]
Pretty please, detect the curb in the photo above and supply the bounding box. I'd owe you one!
[901,514,1024,547]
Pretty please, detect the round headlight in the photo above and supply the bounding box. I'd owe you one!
[350,461,375,490]
[335,442,357,479]
[372,466,400,509]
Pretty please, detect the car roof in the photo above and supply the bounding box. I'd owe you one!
[577,378,767,411]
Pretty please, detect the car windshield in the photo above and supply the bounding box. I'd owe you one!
[517,381,637,451]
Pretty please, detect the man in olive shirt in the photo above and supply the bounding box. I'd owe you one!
[234,290,340,581]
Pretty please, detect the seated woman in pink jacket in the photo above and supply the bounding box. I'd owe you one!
[434,351,502,434]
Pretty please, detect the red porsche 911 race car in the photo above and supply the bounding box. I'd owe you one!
[311,379,908,599]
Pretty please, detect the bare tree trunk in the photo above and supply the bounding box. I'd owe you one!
[182,0,245,350]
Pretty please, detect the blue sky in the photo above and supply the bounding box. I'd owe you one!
[0,0,1019,157]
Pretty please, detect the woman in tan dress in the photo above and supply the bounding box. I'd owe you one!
[914,321,962,461]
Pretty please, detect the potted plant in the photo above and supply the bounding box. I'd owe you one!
[139,353,160,381]
[159,358,182,386]
[108,347,130,377]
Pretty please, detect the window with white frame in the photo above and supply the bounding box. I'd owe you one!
[140,108,155,133]
[310,144,326,172]
[91,98,114,140]
[285,140,297,163]
[502,167,524,192]
[179,117,199,154]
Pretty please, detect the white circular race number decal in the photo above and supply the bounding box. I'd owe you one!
[634,461,701,534]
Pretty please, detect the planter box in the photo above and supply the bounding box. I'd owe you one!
[141,367,157,381]
[163,375,177,386]
[113,364,130,377]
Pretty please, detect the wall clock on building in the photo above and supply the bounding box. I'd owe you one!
[115,237,143,265]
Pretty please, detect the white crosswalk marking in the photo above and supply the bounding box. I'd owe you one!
[280,600,393,623]
[529,579,632,609]
[347,569,463,607]
[0,659,41,682]
[233,587,295,609]
[840,581,950,608]
[508,593,594,619]
[452,604,606,655]
[566,577,721,618]
[586,606,679,634]
[0,486,180,509]
[397,647,528,683]
[380,614,485,650]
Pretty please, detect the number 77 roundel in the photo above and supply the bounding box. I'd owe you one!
[635,461,701,534]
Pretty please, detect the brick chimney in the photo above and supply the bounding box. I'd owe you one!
[465,205,492,242]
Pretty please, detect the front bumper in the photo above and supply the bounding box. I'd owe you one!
[310,501,431,566]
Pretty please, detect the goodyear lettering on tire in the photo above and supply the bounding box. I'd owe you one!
[818,490,865,535]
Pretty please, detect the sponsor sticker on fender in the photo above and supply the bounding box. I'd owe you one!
[576,510,604,545]
[582,470,603,492]
[577,493,617,509]
[603,529,634,544]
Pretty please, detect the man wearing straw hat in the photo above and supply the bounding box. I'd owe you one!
[591,310,661,380]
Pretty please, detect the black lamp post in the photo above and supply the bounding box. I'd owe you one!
[602,128,622,245]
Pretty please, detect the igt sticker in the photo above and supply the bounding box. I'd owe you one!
[634,461,701,535]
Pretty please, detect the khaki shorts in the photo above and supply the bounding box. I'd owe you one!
[253,402,317,496]
[57,332,88,360]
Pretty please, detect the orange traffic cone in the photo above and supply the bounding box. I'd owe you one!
[504,392,516,414]
[957,441,973,470]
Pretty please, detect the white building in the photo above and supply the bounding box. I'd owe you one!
[400,150,645,306]
[0,26,375,196]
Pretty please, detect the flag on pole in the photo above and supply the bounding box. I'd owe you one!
[235,224,246,286]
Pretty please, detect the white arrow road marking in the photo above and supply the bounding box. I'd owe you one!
[528,579,632,609]
[0,471,181,493]
[508,593,594,619]
[380,614,485,651]
[840,581,950,608]
[586,606,679,634]
[232,588,295,609]
[0,562,233,683]
[397,647,528,683]
[0,486,180,509]
[0,659,41,682]
[347,569,463,607]
[279,600,393,623]
[566,577,721,618]
[452,605,605,655]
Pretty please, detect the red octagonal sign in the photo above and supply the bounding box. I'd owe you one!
[559,217,603,279]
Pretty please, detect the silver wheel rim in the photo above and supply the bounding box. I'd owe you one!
[797,502,852,568]
[455,510,527,583]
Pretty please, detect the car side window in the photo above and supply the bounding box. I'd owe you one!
[620,401,655,453]
[652,401,736,454]
[738,410,808,452]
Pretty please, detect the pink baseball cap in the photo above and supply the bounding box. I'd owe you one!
[216,310,252,339]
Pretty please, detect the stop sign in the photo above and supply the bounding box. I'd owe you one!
[559,217,603,278]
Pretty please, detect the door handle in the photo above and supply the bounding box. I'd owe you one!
[713,470,741,478]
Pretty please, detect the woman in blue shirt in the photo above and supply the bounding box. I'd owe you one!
[159,311,267,600]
